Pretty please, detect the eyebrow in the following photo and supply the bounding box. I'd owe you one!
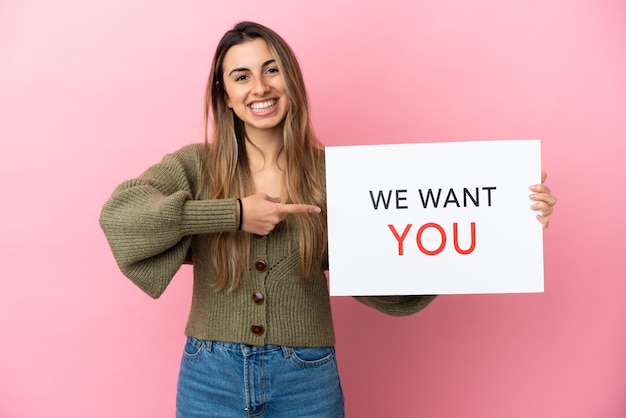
[227,59,277,76]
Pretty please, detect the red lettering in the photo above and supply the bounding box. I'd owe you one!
[388,224,412,256]
[390,222,477,256]
[453,222,476,254]
[417,223,447,255]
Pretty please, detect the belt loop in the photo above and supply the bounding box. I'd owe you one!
[281,346,292,358]
[206,340,213,352]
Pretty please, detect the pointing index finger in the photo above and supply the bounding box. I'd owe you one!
[280,203,322,214]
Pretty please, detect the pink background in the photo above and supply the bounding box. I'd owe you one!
[1,1,624,417]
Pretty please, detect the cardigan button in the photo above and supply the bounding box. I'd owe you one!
[250,324,265,336]
[252,292,265,304]
[255,260,268,272]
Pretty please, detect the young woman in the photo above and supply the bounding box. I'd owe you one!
[100,21,557,418]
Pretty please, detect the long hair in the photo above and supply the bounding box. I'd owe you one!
[199,21,327,291]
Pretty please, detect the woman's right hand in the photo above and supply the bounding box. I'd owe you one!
[239,193,321,236]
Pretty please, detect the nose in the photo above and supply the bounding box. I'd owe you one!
[252,77,270,95]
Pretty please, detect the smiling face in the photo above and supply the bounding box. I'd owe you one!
[221,38,289,140]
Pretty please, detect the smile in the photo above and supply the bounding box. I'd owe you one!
[249,99,277,112]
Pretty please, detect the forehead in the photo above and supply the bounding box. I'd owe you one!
[222,38,275,72]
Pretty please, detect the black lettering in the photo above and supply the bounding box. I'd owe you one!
[369,190,393,210]
[418,188,442,208]
[396,189,408,209]
[482,187,496,206]
[443,189,460,208]
[463,187,479,207]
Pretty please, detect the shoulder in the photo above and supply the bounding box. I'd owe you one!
[131,143,206,192]
[159,143,206,175]
[172,143,205,163]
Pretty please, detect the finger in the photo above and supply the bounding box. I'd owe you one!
[280,203,322,214]
[529,183,551,194]
[529,171,549,192]
[530,192,557,207]
[532,201,554,216]
[536,214,550,229]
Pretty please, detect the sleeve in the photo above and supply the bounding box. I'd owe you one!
[99,144,237,298]
[353,295,437,316]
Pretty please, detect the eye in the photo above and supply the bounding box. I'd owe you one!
[234,74,249,82]
[265,67,280,76]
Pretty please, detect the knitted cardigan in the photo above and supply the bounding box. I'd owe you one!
[99,144,436,347]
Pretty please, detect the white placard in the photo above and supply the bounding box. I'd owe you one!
[325,140,543,296]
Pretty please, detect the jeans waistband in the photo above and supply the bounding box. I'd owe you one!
[210,340,283,355]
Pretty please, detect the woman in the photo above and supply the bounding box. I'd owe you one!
[100,21,556,418]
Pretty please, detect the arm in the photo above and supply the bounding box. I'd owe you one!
[99,144,237,298]
[354,295,437,316]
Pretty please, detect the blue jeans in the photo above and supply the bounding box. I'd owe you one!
[176,338,345,418]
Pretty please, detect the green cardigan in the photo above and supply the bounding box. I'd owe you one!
[99,144,435,347]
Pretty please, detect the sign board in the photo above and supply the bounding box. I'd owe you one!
[325,140,543,296]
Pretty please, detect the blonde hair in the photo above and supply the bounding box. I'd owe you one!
[199,21,326,291]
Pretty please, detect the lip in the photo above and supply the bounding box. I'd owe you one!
[247,98,279,116]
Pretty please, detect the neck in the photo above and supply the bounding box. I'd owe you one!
[245,126,285,170]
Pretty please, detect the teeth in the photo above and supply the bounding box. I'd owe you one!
[249,100,276,111]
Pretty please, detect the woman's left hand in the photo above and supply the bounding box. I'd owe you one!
[529,171,557,229]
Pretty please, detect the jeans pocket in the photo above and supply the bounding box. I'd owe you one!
[288,346,335,368]
[182,337,206,361]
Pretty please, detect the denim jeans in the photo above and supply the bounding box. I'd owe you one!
[176,338,345,418]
